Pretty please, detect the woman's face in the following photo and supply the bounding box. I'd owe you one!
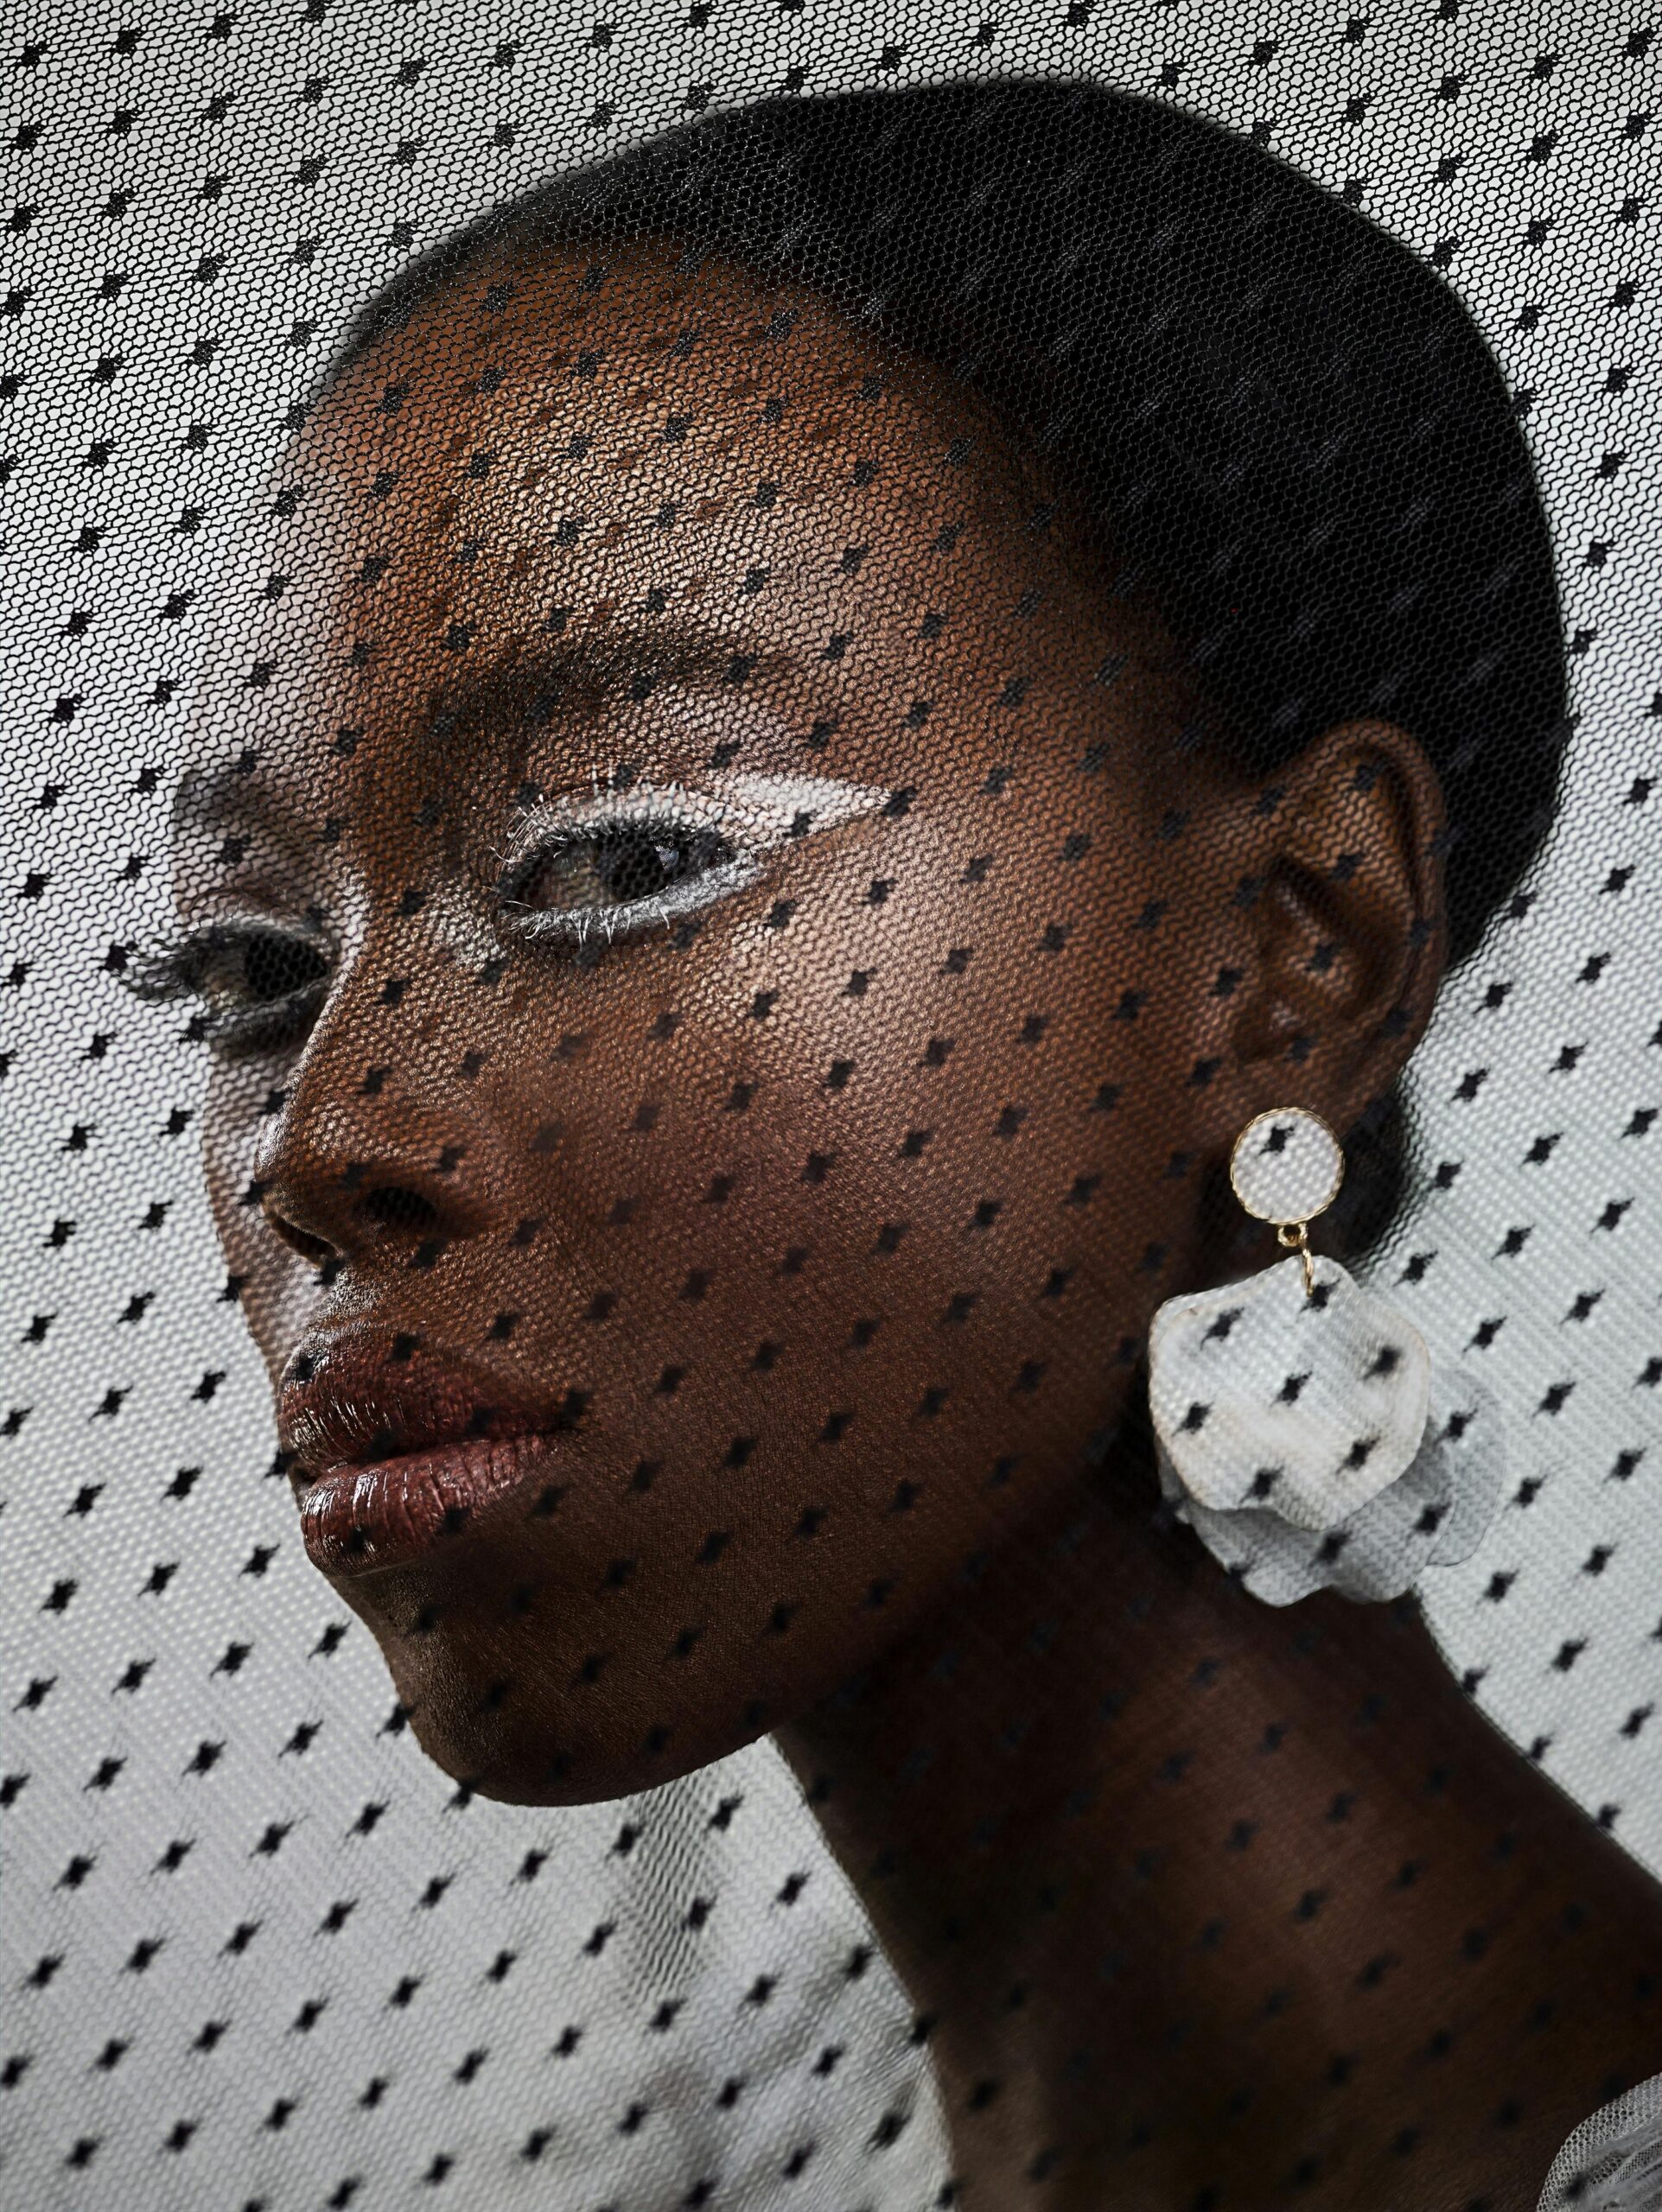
[171,241,1391,1802]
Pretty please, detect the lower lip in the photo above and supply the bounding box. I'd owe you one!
[296,1433,563,1576]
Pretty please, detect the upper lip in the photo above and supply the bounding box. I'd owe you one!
[278,1328,561,1481]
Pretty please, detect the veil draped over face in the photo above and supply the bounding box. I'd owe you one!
[3,3,1657,2206]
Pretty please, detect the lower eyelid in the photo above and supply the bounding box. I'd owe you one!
[505,854,761,940]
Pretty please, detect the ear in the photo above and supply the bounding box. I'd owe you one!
[1203,719,1448,1141]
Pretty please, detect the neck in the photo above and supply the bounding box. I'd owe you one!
[775,1460,1662,2212]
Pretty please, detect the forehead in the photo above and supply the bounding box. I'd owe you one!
[295,238,1020,566]
[184,241,1108,804]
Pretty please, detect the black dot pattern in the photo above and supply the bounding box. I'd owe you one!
[2,3,1658,2208]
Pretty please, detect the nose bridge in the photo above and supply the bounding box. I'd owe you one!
[256,918,493,1257]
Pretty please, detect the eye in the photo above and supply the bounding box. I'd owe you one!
[498,814,752,950]
[494,773,890,950]
[133,920,332,1050]
[232,931,329,1007]
[519,820,735,911]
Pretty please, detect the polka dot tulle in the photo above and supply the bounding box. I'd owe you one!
[3,3,1657,2205]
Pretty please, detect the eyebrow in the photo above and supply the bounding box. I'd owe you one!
[172,617,799,834]
[431,620,794,742]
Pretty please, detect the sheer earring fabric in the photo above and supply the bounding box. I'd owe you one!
[1149,1256,1506,1605]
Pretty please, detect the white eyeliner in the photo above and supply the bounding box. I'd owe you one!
[496,768,889,947]
[721,770,891,833]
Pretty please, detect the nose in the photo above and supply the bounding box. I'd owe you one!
[254,1008,493,1271]
[261,1172,468,1268]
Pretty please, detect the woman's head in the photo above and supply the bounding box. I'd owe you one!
[162,81,1563,1803]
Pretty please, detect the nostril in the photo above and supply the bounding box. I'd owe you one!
[359,1185,440,1236]
[264,1209,335,1266]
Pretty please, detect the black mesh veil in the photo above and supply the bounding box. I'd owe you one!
[3,6,1658,2210]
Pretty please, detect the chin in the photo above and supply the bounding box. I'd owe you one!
[369,1613,770,1807]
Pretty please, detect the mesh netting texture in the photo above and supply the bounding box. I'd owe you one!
[3,3,1659,2210]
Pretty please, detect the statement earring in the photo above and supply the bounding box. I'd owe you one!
[1147,1107,1506,1605]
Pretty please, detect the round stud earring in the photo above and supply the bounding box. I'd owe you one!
[1227,1104,1343,1298]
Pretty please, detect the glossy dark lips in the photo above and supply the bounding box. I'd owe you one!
[280,1334,572,1576]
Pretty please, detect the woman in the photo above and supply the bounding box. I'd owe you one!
[147,80,1661,2209]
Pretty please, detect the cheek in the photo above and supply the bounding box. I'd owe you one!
[484,784,1174,1377]
[202,1065,266,1285]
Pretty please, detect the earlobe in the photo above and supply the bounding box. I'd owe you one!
[1225,719,1448,1133]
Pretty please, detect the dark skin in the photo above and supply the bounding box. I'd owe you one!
[165,238,1662,2209]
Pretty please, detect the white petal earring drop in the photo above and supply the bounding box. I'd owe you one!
[1147,1107,1507,1605]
